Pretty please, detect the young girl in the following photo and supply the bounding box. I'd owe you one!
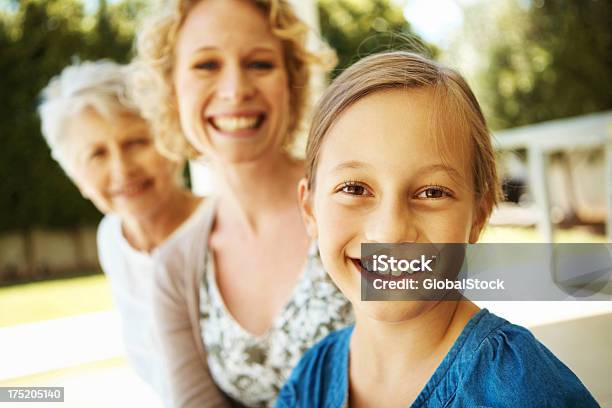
[276,52,598,407]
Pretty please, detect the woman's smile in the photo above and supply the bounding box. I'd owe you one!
[109,177,155,198]
[173,0,290,162]
[206,111,267,137]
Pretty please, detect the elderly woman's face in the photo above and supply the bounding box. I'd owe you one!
[173,0,290,163]
[65,108,179,218]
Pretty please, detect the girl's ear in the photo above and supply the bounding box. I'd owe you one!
[297,178,318,239]
[468,221,482,244]
[469,199,489,243]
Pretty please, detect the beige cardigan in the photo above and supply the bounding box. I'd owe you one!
[153,198,229,407]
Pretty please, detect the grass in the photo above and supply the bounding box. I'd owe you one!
[0,357,126,386]
[0,226,606,328]
[0,356,127,387]
[0,273,113,327]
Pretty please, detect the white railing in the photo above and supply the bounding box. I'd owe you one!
[494,111,612,242]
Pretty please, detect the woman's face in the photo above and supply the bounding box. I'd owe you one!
[300,89,482,322]
[65,107,180,220]
[173,0,290,163]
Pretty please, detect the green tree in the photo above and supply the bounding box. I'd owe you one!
[518,0,611,125]
[0,0,424,232]
[318,0,433,77]
[0,0,135,231]
[456,0,612,129]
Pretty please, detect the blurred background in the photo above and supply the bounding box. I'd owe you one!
[0,0,611,406]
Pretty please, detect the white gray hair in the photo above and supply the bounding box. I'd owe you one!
[38,60,139,174]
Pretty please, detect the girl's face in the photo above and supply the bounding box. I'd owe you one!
[173,0,290,163]
[300,88,483,322]
[66,108,179,219]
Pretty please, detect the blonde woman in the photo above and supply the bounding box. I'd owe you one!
[133,0,352,407]
[38,60,208,407]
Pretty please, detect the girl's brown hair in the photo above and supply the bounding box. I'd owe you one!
[131,0,335,160]
[305,51,502,222]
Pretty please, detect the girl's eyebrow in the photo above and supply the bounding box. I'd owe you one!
[329,161,464,180]
[415,164,463,178]
[330,160,372,172]
[331,161,460,174]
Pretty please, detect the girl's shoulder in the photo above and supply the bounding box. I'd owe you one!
[276,326,353,408]
[446,310,598,407]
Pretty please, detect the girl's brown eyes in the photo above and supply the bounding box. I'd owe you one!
[336,183,453,200]
[338,181,371,196]
[415,186,453,200]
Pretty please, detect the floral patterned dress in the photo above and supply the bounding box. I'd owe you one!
[199,243,353,407]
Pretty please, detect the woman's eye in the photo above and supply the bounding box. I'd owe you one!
[125,137,150,148]
[194,60,219,70]
[339,182,371,196]
[415,186,451,200]
[89,148,106,160]
[248,60,274,70]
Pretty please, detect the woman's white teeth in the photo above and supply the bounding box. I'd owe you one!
[212,116,259,132]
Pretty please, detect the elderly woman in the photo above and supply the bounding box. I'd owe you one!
[133,0,353,406]
[38,60,208,406]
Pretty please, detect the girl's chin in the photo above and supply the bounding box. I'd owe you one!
[355,300,434,323]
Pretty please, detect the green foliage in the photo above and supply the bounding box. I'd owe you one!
[0,0,419,231]
[317,0,433,77]
[0,0,138,231]
[466,0,612,129]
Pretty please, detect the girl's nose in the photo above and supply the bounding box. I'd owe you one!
[365,199,418,244]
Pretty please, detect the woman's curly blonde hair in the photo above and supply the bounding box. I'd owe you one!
[131,0,336,160]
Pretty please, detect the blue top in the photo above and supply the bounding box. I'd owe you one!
[276,309,599,408]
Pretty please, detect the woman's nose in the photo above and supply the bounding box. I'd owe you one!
[110,150,137,179]
[365,199,418,244]
[217,65,255,102]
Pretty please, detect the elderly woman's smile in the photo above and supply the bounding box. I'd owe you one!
[109,178,155,197]
[65,108,179,217]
